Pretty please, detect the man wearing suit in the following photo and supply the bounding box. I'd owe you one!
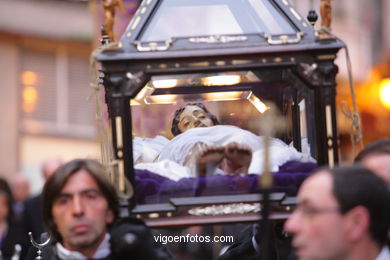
[285,166,390,260]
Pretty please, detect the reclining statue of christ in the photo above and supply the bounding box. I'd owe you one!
[133,103,313,180]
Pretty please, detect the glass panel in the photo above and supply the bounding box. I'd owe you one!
[130,73,316,205]
[140,0,297,42]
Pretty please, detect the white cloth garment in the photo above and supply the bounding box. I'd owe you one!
[134,125,314,180]
[376,246,390,260]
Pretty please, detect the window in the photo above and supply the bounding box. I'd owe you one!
[20,44,96,139]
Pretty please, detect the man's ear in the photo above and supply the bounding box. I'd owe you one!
[344,206,369,242]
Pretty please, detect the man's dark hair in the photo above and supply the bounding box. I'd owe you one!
[328,165,390,246]
[171,103,220,136]
[0,178,15,222]
[354,139,390,162]
[42,159,119,243]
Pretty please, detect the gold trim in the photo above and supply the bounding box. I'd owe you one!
[117,150,123,158]
[131,16,141,30]
[232,60,252,65]
[290,7,302,21]
[149,213,159,218]
[159,64,168,69]
[115,116,123,148]
[188,61,209,67]
[175,63,180,68]
[317,54,336,60]
[326,105,332,136]
[118,160,125,191]
[325,105,335,167]
[215,61,226,66]
[146,65,152,69]
[328,149,334,167]
[274,57,283,63]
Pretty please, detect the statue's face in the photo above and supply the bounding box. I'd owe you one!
[178,105,214,133]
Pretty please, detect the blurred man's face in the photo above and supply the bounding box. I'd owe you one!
[52,170,114,257]
[43,159,62,180]
[11,175,30,203]
[284,172,349,260]
[178,105,214,133]
[362,154,390,188]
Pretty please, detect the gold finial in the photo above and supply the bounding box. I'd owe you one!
[102,0,126,42]
[320,0,332,30]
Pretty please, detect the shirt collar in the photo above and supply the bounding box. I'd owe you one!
[376,246,390,260]
[56,233,111,259]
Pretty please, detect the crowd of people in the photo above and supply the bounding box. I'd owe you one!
[0,103,389,260]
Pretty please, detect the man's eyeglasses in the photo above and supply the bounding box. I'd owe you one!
[294,204,340,218]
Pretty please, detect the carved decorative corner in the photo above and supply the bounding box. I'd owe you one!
[297,61,338,88]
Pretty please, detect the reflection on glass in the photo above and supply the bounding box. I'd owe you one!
[139,0,297,42]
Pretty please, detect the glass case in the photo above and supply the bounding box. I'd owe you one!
[96,0,344,226]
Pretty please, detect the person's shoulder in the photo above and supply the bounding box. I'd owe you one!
[25,193,42,205]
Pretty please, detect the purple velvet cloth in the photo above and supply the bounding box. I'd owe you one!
[135,161,317,204]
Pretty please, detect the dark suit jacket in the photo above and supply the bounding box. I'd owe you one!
[1,221,29,260]
[218,223,296,260]
[23,193,45,241]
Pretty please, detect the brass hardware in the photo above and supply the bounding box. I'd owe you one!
[115,116,123,148]
[290,7,302,21]
[317,54,336,60]
[131,16,141,30]
[134,40,173,52]
[325,105,335,167]
[149,213,159,218]
[189,35,247,44]
[232,60,252,65]
[274,57,283,63]
[118,160,125,191]
[188,61,209,67]
[264,33,303,45]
